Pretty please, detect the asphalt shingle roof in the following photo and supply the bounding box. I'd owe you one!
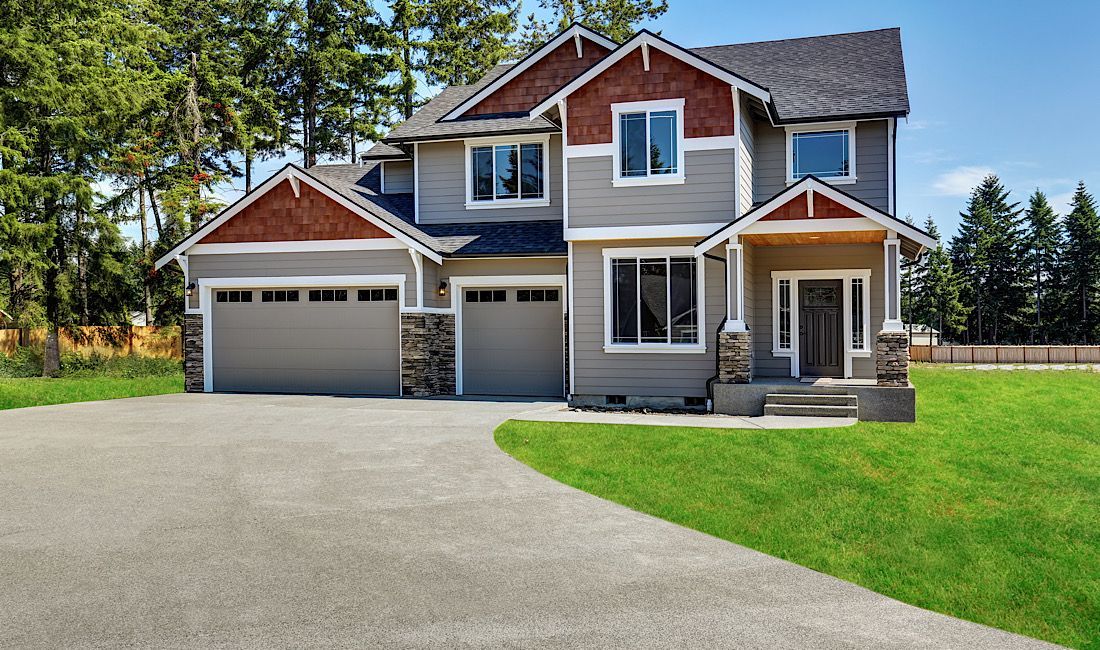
[360,142,409,160]
[691,28,909,123]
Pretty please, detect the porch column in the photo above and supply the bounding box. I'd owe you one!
[718,239,751,383]
[724,241,746,332]
[882,236,904,331]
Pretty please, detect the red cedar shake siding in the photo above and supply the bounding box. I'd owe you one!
[466,38,611,116]
[761,190,860,221]
[566,48,734,145]
[199,180,392,244]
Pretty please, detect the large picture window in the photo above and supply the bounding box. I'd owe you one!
[786,123,856,183]
[469,141,545,205]
[610,255,698,346]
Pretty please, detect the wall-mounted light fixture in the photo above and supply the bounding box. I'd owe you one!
[186,282,196,297]
[437,280,448,297]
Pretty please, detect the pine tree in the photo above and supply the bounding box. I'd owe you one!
[516,0,668,52]
[925,234,969,344]
[1060,181,1100,343]
[1022,189,1063,343]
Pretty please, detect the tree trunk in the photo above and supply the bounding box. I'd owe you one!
[402,26,414,119]
[144,176,164,240]
[139,183,152,325]
[349,105,357,163]
[304,0,317,168]
[245,144,253,193]
[43,208,63,377]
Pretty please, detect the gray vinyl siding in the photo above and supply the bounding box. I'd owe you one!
[567,150,737,229]
[738,95,754,217]
[382,160,413,193]
[742,241,755,331]
[421,257,567,309]
[753,119,890,212]
[188,250,418,309]
[417,136,563,224]
[571,239,725,398]
[749,243,883,379]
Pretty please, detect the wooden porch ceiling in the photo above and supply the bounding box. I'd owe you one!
[742,230,886,247]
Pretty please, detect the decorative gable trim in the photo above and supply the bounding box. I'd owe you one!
[155,165,442,270]
[529,29,771,120]
[440,23,617,122]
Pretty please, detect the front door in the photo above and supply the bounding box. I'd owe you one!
[799,280,843,377]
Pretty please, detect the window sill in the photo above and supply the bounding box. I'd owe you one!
[771,348,793,357]
[786,176,857,186]
[612,175,686,188]
[465,199,550,210]
[603,343,706,354]
[848,349,872,357]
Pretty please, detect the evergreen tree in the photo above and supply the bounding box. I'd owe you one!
[925,233,969,344]
[516,0,668,52]
[1022,189,1063,343]
[1060,181,1100,343]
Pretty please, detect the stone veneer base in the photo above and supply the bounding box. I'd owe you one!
[183,313,204,393]
[875,330,910,387]
[400,313,456,397]
[717,330,752,384]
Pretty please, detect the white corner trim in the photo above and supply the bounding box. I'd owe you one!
[379,160,386,194]
[888,117,896,216]
[566,242,575,397]
[413,142,420,223]
[407,249,424,310]
[567,222,731,241]
[185,239,408,256]
[442,25,616,121]
[560,99,570,231]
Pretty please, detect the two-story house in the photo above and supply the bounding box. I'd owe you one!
[156,24,935,421]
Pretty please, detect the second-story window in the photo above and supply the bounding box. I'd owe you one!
[786,123,856,184]
[468,140,546,206]
[611,99,685,187]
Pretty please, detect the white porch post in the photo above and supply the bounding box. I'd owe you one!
[724,239,746,332]
[882,236,904,331]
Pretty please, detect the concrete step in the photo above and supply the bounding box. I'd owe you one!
[763,403,858,418]
[765,393,857,407]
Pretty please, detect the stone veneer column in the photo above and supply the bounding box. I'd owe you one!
[182,313,204,392]
[875,330,910,386]
[717,330,751,384]
[400,313,456,396]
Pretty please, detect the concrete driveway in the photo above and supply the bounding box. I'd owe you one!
[0,394,1056,648]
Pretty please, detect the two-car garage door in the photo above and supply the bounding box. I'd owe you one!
[211,286,400,395]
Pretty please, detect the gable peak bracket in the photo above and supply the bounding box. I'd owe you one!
[574,31,583,58]
[807,188,815,218]
[641,41,650,72]
[286,172,301,199]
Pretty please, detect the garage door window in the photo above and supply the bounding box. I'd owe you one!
[261,290,299,303]
[465,289,506,303]
[357,288,398,302]
[517,289,559,302]
[216,290,252,303]
[308,289,348,302]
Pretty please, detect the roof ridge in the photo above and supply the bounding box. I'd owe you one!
[691,27,900,51]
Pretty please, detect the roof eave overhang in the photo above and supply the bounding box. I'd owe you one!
[382,123,561,146]
[770,108,910,126]
[528,29,772,121]
[693,175,937,255]
[154,164,443,269]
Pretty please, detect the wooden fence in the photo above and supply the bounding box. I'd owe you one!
[0,326,182,359]
[910,345,1100,364]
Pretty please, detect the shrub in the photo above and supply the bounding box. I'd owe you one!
[0,347,181,378]
[0,346,45,378]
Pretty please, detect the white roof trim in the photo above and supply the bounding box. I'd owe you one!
[440,25,616,122]
[155,165,442,269]
[529,30,772,120]
[693,176,937,254]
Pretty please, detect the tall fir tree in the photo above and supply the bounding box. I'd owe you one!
[515,0,668,52]
[924,228,969,344]
[1022,189,1063,343]
[1060,181,1100,343]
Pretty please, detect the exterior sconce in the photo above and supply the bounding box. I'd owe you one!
[186,282,196,297]
[437,280,448,297]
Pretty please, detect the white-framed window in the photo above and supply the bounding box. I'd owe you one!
[464,135,550,209]
[611,99,685,187]
[776,279,792,351]
[850,277,866,350]
[785,122,856,184]
[602,246,705,353]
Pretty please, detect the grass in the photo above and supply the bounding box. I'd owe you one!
[495,366,1100,649]
[0,374,183,410]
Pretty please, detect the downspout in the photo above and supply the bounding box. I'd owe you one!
[702,252,727,412]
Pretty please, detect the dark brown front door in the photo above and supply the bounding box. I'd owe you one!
[799,280,843,377]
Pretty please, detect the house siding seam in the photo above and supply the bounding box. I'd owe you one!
[467,39,611,116]
[199,180,392,243]
[566,48,735,146]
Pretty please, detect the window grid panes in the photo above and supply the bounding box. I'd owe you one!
[851,278,865,349]
[465,289,507,303]
[357,288,398,302]
[619,110,679,179]
[471,143,544,202]
[611,256,697,345]
[261,290,299,303]
[308,289,348,302]
[216,290,252,303]
[778,280,792,350]
[791,130,850,179]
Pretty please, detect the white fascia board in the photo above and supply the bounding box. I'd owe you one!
[440,25,617,122]
[565,222,731,241]
[155,164,443,269]
[739,217,882,235]
[529,31,771,120]
[186,239,408,256]
[198,274,406,289]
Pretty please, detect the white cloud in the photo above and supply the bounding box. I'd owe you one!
[1048,191,1075,217]
[931,166,994,197]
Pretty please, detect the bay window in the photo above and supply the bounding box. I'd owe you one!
[607,252,700,349]
[467,139,547,207]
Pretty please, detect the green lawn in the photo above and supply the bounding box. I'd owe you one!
[496,366,1100,649]
[0,375,184,410]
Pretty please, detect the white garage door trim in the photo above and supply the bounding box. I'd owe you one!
[449,274,566,396]
[198,274,406,393]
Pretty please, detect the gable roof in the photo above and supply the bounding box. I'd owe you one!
[528,29,772,119]
[694,175,936,258]
[691,28,909,123]
[440,23,617,121]
[359,142,408,160]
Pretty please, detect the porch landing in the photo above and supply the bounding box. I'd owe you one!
[712,378,915,422]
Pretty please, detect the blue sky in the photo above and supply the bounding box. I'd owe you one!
[129,0,1099,243]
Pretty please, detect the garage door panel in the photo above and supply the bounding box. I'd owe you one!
[212,286,399,395]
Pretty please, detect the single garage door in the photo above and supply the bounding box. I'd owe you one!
[211,286,400,395]
[461,286,564,397]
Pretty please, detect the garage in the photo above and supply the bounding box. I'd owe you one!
[211,285,401,395]
[460,286,565,397]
